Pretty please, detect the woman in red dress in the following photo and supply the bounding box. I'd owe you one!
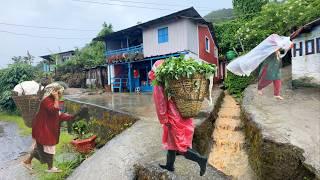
[23,83,76,173]
[149,60,207,176]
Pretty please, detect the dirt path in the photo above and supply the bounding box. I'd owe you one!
[0,121,34,179]
[208,93,256,179]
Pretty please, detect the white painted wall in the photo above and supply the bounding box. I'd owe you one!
[185,20,199,55]
[292,25,320,85]
[142,19,198,57]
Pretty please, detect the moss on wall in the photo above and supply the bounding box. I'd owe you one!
[65,100,137,147]
[192,91,225,156]
[241,109,316,180]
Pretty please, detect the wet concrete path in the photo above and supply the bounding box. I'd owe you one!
[0,121,33,179]
[209,93,256,179]
[67,87,227,179]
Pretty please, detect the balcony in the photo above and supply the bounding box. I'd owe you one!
[106,44,144,64]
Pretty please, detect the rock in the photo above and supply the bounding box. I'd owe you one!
[134,161,230,180]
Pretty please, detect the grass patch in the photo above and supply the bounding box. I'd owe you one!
[0,112,31,135]
[32,131,91,180]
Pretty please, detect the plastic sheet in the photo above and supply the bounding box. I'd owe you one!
[226,34,292,76]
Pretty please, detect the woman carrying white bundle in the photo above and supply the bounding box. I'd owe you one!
[23,83,76,173]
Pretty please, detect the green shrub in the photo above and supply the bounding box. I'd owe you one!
[0,63,38,112]
[224,71,255,98]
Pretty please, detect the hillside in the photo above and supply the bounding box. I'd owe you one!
[204,8,234,24]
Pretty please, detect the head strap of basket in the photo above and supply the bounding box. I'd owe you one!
[43,83,64,99]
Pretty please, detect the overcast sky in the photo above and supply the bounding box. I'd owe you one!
[0,0,232,68]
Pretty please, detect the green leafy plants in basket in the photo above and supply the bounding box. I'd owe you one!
[153,55,216,96]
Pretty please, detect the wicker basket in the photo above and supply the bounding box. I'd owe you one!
[169,74,209,118]
[11,87,44,128]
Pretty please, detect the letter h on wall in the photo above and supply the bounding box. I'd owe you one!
[293,42,303,57]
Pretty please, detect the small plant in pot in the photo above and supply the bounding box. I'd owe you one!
[71,119,97,153]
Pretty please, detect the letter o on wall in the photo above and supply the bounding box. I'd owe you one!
[305,39,315,55]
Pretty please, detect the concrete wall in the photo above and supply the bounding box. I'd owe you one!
[292,25,320,86]
[65,99,138,147]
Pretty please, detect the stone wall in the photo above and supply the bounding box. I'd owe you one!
[241,109,316,180]
[65,99,138,147]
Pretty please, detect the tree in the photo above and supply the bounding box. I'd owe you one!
[0,63,38,112]
[11,51,34,65]
[236,0,320,50]
[232,0,268,19]
[97,22,113,37]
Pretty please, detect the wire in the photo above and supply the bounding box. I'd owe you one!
[0,30,90,40]
[0,22,96,32]
[97,0,211,10]
[72,0,212,12]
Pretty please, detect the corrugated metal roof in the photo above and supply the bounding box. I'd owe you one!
[290,18,320,40]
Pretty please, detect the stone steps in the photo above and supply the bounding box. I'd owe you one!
[208,93,254,179]
[215,117,242,131]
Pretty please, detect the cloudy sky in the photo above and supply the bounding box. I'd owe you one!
[0,0,232,68]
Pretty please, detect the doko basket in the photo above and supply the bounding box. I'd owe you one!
[11,87,44,128]
[168,74,209,118]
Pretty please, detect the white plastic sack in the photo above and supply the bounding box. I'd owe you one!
[226,34,292,76]
[13,81,44,96]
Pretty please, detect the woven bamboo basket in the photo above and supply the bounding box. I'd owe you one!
[12,87,44,128]
[169,74,209,118]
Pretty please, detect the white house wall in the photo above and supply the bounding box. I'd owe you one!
[186,20,199,55]
[292,25,320,85]
[143,19,196,57]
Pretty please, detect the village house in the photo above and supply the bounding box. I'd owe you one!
[40,50,75,72]
[291,18,320,87]
[95,7,219,93]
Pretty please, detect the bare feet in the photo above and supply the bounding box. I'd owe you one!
[258,90,263,96]
[274,96,284,100]
[22,161,33,170]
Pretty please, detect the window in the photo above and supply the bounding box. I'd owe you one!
[158,27,168,44]
[205,37,210,52]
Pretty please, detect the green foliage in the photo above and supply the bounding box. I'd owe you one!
[224,71,255,98]
[72,119,94,140]
[236,0,320,50]
[56,23,113,73]
[0,63,38,112]
[233,0,268,18]
[154,56,216,96]
[204,8,234,24]
[10,51,34,65]
[215,19,245,55]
